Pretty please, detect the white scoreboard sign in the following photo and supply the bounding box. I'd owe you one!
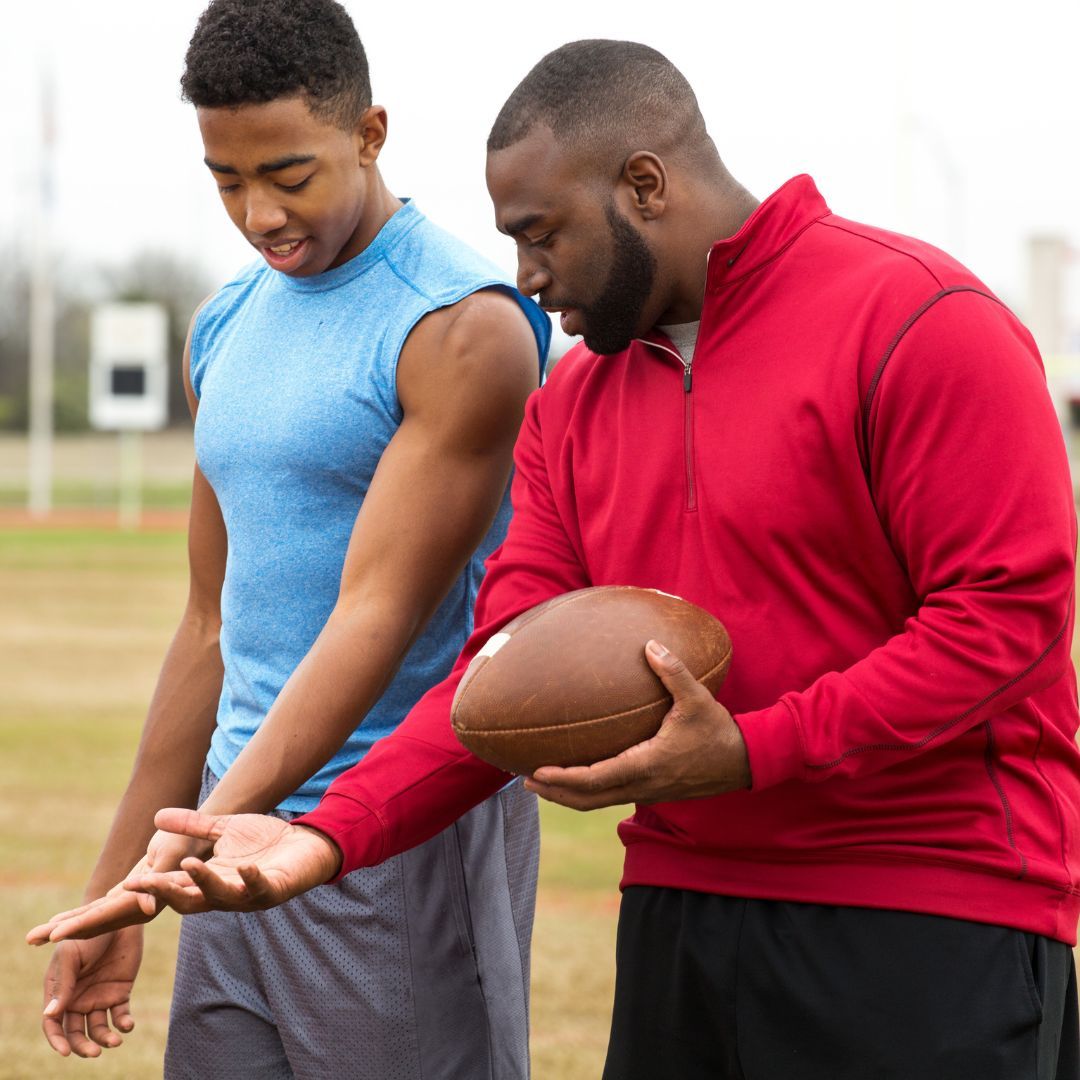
[89,302,169,431]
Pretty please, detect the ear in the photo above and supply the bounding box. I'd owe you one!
[354,105,389,166]
[620,151,668,221]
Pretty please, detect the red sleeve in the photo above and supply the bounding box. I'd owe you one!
[738,291,1077,789]
[294,389,590,874]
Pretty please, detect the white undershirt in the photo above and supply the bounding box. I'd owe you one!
[658,320,700,363]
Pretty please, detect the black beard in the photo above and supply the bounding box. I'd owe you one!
[579,201,657,355]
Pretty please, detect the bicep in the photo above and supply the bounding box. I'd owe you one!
[334,290,539,627]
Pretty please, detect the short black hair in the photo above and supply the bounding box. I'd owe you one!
[488,40,708,165]
[181,0,371,129]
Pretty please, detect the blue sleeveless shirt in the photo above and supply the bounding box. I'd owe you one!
[190,202,549,811]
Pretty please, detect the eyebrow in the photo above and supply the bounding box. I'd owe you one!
[501,212,545,237]
[204,154,317,176]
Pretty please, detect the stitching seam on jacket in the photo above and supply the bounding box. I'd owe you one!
[983,718,1028,879]
[860,285,1005,469]
[805,606,1072,770]
[818,219,947,289]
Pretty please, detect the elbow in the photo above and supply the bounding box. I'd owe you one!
[1032,603,1075,690]
[1005,584,1075,699]
[180,599,222,650]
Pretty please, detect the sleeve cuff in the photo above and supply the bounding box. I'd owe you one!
[734,698,805,790]
[292,792,386,883]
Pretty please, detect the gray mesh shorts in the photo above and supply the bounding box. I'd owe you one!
[164,769,539,1080]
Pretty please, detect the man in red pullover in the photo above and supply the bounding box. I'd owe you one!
[36,40,1080,1079]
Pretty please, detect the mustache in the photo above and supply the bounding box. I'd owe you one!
[539,295,580,311]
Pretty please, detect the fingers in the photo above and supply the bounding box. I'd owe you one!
[41,950,77,1055]
[525,773,638,810]
[237,863,278,907]
[146,829,211,874]
[645,640,709,704]
[133,871,211,915]
[531,729,653,792]
[87,1007,122,1050]
[177,858,284,911]
[137,890,160,917]
[45,892,151,942]
[40,938,133,1057]
[63,1010,102,1059]
[27,900,99,945]
[527,744,647,808]
[28,921,60,946]
[154,807,229,843]
[111,1000,135,1034]
[117,871,165,916]
[42,1011,72,1056]
[181,857,254,908]
[531,756,634,792]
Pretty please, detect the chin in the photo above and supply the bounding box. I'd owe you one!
[583,331,635,356]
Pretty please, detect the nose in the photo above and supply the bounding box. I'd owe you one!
[516,255,551,299]
[244,189,288,236]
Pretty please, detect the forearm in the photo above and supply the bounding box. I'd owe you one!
[298,657,509,876]
[197,600,419,816]
[85,610,222,898]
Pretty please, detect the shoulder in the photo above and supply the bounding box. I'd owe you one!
[190,260,268,349]
[396,288,542,445]
[808,213,991,297]
[798,214,1007,393]
[386,208,507,298]
[401,288,540,385]
[187,261,269,398]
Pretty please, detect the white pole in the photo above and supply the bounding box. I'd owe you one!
[27,62,55,518]
[894,7,914,236]
[118,430,142,530]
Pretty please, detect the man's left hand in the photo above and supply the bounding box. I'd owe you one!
[524,639,751,810]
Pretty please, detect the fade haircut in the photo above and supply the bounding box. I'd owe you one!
[181,0,372,130]
[488,40,713,170]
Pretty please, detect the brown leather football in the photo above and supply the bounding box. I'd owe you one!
[451,586,732,775]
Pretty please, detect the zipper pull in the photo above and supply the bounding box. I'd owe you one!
[683,362,693,393]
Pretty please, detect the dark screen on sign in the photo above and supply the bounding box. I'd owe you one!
[111,366,146,396]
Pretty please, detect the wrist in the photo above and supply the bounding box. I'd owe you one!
[294,824,345,882]
[724,713,752,790]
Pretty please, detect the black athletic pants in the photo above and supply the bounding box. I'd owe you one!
[602,887,1079,1080]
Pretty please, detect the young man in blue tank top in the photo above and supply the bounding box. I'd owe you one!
[33,2,549,1076]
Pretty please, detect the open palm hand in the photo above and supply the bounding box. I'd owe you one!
[124,808,343,913]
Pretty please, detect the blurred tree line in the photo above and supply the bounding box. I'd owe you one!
[0,252,212,432]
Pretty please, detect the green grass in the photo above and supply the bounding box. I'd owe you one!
[0,525,624,1079]
[0,481,193,511]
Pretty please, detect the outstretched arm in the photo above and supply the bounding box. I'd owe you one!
[32,306,226,1056]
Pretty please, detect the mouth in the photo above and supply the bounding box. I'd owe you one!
[259,238,310,272]
[541,303,582,337]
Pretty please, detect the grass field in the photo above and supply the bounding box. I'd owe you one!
[4,418,1080,1077]
[0,525,628,1079]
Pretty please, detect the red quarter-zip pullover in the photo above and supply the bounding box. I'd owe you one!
[298,176,1080,943]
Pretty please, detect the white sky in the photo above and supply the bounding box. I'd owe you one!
[2,0,1078,339]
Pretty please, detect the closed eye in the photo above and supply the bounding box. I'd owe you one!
[279,177,312,193]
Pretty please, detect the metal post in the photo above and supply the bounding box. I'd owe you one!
[118,430,142,530]
[27,64,55,518]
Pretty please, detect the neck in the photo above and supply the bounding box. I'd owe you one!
[329,169,405,270]
[655,176,759,325]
